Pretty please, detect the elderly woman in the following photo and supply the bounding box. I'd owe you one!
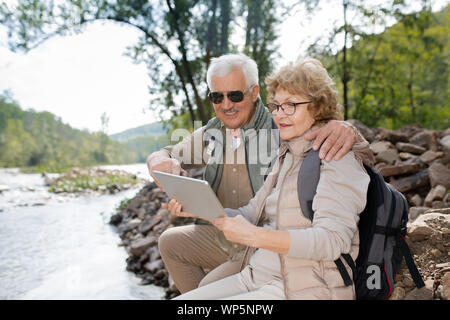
[167,58,370,300]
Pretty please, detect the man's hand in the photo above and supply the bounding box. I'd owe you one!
[147,152,188,190]
[213,215,258,247]
[304,120,358,162]
[163,198,212,223]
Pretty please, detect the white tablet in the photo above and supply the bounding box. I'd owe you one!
[152,170,226,221]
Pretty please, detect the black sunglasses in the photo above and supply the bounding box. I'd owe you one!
[208,86,253,104]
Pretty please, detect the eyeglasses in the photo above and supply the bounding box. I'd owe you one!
[267,101,311,115]
[208,86,253,104]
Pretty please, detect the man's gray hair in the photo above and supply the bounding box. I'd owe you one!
[207,53,259,90]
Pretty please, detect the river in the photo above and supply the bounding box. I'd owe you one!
[0,164,165,300]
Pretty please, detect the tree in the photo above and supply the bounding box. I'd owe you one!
[359,5,449,129]
[0,0,280,129]
[241,0,278,102]
[96,111,110,163]
[0,94,140,169]
[306,0,416,119]
[307,2,449,129]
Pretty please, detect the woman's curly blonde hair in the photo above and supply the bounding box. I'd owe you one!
[265,57,343,121]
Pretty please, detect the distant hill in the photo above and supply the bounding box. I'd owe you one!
[108,122,171,163]
[0,95,173,169]
[109,122,167,142]
[0,95,138,171]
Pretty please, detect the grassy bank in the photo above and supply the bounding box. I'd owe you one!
[47,168,140,193]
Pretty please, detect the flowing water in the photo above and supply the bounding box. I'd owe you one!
[0,164,165,300]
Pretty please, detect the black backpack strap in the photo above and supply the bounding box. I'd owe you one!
[297,149,321,221]
[298,149,361,288]
[263,155,278,182]
[334,257,353,286]
[341,253,356,273]
[334,254,356,287]
[396,233,425,288]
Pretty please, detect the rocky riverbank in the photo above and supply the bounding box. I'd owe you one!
[111,122,450,300]
[109,182,193,298]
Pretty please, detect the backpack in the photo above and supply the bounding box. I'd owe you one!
[297,149,425,300]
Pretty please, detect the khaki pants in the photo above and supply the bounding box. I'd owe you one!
[158,224,242,293]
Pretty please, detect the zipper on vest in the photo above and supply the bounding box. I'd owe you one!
[238,156,281,271]
[243,134,255,196]
[275,153,297,300]
[238,192,267,271]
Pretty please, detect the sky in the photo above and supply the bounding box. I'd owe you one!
[0,0,447,135]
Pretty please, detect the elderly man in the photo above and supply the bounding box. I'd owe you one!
[147,53,373,294]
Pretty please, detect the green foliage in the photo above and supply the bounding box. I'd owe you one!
[109,122,167,142]
[0,95,160,171]
[241,0,279,103]
[48,172,138,193]
[1,0,447,135]
[121,134,170,163]
[116,198,132,211]
[0,0,280,128]
[308,3,449,130]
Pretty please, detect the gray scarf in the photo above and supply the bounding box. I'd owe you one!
[202,98,279,195]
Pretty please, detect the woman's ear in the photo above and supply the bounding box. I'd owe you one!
[251,85,260,102]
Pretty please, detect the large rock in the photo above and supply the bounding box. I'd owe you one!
[409,194,423,207]
[438,150,450,166]
[370,141,395,154]
[407,224,434,242]
[143,259,164,273]
[390,170,429,193]
[130,236,158,256]
[424,185,447,207]
[146,246,161,262]
[379,162,422,177]
[436,262,450,269]
[409,206,429,221]
[424,207,450,215]
[441,272,450,300]
[428,163,450,189]
[407,212,450,241]
[399,152,417,160]
[379,129,409,144]
[375,149,399,165]
[445,193,450,206]
[404,280,434,300]
[109,213,123,226]
[432,201,446,209]
[410,130,439,151]
[139,215,162,235]
[419,150,444,164]
[441,128,450,137]
[439,135,450,152]
[401,124,424,138]
[118,218,142,235]
[390,287,406,300]
[396,142,426,154]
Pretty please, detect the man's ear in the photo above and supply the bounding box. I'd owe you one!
[251,85,260,102]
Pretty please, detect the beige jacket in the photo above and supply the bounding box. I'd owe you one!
[225,128,370,299]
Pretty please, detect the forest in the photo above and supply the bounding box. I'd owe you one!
[0,0,448,170]
[0,94,168,170]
